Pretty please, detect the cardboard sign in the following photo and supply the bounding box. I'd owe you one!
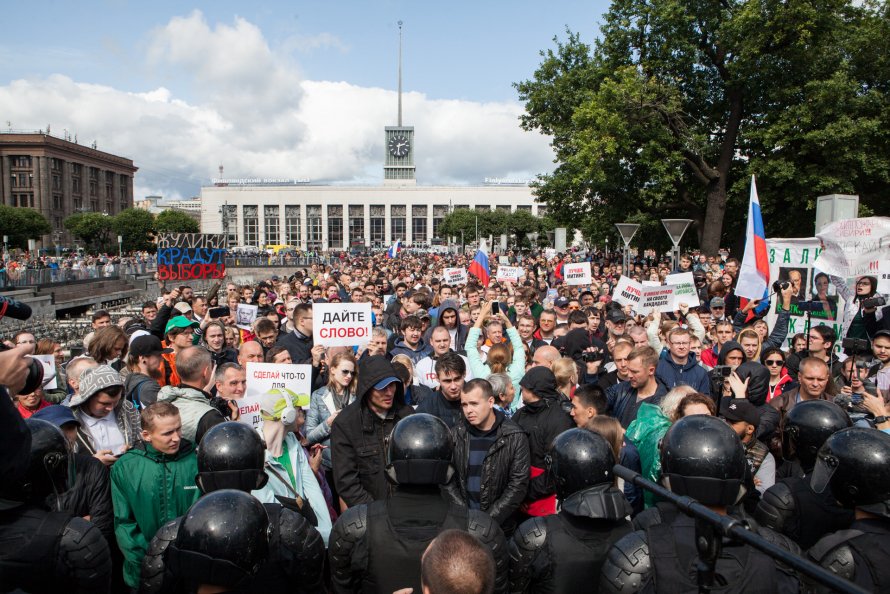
[641,285,676,313]
[564,262,592,286]
[642,280,662,287]
[544,248,557,260]
[443,267,468,286]
[496,266,523,283]
[157,233,226,281]
[815,217,890,279]
[239,362,313,429]
[666,272,701,309]
[312,302,372,347]
[236,303,258,330]
[613,276,643,307]
[32,354,57,390]
[498,256,510,265]
[878,260,890,294]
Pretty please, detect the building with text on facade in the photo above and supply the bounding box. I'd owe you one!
[0,132,138,248]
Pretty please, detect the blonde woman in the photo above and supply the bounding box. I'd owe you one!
[551,357,579,400]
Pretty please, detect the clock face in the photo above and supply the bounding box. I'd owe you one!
[388,135,410,158]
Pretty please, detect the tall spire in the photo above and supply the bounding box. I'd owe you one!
[397,20,403,127]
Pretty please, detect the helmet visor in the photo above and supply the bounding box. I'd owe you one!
[809,451,839,494]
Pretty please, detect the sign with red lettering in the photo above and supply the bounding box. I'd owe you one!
[157,234,226,281]
[496,266,523,283]
[443,267,468,286]
[564,262,592,286]
[613,276,642,307]
[239,362,313,429]
[312,302,372,347]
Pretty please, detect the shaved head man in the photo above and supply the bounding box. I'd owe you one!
[531,345,560,369]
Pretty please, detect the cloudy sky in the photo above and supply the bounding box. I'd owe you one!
[0,1,610,199]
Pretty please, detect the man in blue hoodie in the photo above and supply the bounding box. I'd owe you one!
[389,315,432,363]
[655,326,711,395]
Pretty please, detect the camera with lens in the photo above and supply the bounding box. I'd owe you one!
[582,348,605,362]
[795,300,824,313]
[862,295,886,310]
[0,344,45,395]
[713,365,733,378]
[772,280,790,293]
[842,337,872,355]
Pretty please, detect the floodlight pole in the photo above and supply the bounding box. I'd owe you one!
[615,223,641,277]
[661,219,693,270]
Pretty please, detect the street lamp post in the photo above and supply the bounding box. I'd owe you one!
[615,223,641,276]
[660,219,693,270]
[118,235,123,259]
[2,235,7,262]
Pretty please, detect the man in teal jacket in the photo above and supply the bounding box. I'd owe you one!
[111,401,200,588]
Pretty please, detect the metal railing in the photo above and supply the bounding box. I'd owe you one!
[0,260,157,289]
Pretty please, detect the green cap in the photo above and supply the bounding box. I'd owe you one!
[165,315,199,336]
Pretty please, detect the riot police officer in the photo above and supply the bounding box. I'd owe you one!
[509,428,632,592]
[808,427,890,590]
[600,415,800,593]
[0,418,112,593]
[141,422,325,593]
[755,400,853,548]
[165,489,270,593]
[328,413,508,594]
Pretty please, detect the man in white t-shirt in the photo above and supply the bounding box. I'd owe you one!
[415,326,473,390]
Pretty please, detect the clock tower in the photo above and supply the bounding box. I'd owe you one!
[384,21,416,185]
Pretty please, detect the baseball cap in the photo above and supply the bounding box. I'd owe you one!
[710,297,726,309]
[373,376,401,390]
[130,335,173,357]
[719,398,760,427]
[606,309,628,323]
[173,302,192,314]
[554,297,570,308]
[32,404,80,428]
[874,329,890,340]
[165,316,200,336]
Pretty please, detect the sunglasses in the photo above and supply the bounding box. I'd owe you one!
[340,369,355,376]
[765,359,784,366]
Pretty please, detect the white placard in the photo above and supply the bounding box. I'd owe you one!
[312,302,372,347]
[642,280,662,287]
[563,262,592,286]
[814,217,890,278]
[235,303,258,330]
[32,354,57,390]
[498,256,510,265]
[666,272,701,309]
[496,266,523,283]
[613,276,643,307]
[236,396,266,430]
[544,248,557,259]
[443,267,468,286]
[878,260,890,294]
[641,285,676,313]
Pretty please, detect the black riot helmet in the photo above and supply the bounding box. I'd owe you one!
[546,428,615,500]
[168,490,270,589]
[661,415,747,506]
[195,422,268,493]
[782,400,851,472]
[385,413,454,485]
[0,419,74,509]
[811,427,890,518]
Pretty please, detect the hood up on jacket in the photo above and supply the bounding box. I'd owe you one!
[734,361,771,406]
[561,328,596,363]
[157,384,211,404]
[356,355,406,406]
[519,366,561,401]
[435,299,462,327]
[717,340,747,366]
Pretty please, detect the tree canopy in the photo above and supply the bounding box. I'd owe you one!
[155,209,200,234]
[516,0,890,254]
[0,206,51,249]
[438,208,556,249]
[64,212,115,252]
[113,208,157,253]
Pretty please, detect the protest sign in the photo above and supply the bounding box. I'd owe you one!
[814,217,890,279]
[613,276,643,307]
[878,260,890,294]
[32,355,57,390]
[766,238,844,348]
[498,256,510,265]
[642,280,661,287]
[641,285,676,313]
[235,303,258,330]
[544,248,557,260]
[312,302,372,347]
[666,272,701,309]
[239,362,313,429]
[496,266,523,283]
[443,267,468,286]
[564,262,592,286]
[157,234,226,281]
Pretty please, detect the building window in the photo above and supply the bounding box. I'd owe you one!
[475,205,490,212]
[12,173,31,188]
[53,216,62,231]
[285,206,301,246]
[106,200,113,213]
[89,181,98,196]
[12,194,34,208]
[52,175,62,191]
[90,198,98,211]
[496,205,511,212]
[222,205,238,247]
[432,205,448,240]
[53,195,62,210]
[306,205,322,251]
[264,205,280,246]
[391,205,406,243]
[50,158,62,172]
[72,178,81,194]
[12,156,31,168]
[89,167,99,181]
[370,205,386,247]
[516,205,532,212]
[348,205,365,246]
[328,205,343,250]
[243,205,259,247]
[453,205,469,210]
[412,205,428,245]
[74,197,83,210]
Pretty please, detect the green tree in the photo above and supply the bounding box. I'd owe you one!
[0,206,51,248]
[438,208,483,248]
[155,209,199,234]
[516,1,889,254]
[113,208,157,252]
[64,212,115,252]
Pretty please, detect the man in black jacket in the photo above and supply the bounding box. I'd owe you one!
[275,302,315,364]
[331,355,415,507]
[512,366,574,521]
[416,352,465,428]
[447,378,529,535]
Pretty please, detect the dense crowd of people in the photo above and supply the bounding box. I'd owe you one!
[1,245,889,593]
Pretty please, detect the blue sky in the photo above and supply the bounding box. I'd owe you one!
[0,1,611,197]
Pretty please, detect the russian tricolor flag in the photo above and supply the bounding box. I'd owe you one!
[735,175,770,307]
[468,239,491,287]
[386,240,401,259]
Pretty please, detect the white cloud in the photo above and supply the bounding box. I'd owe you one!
[0,11,553,201]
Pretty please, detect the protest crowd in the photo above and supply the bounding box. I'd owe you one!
[1,229,890,594]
